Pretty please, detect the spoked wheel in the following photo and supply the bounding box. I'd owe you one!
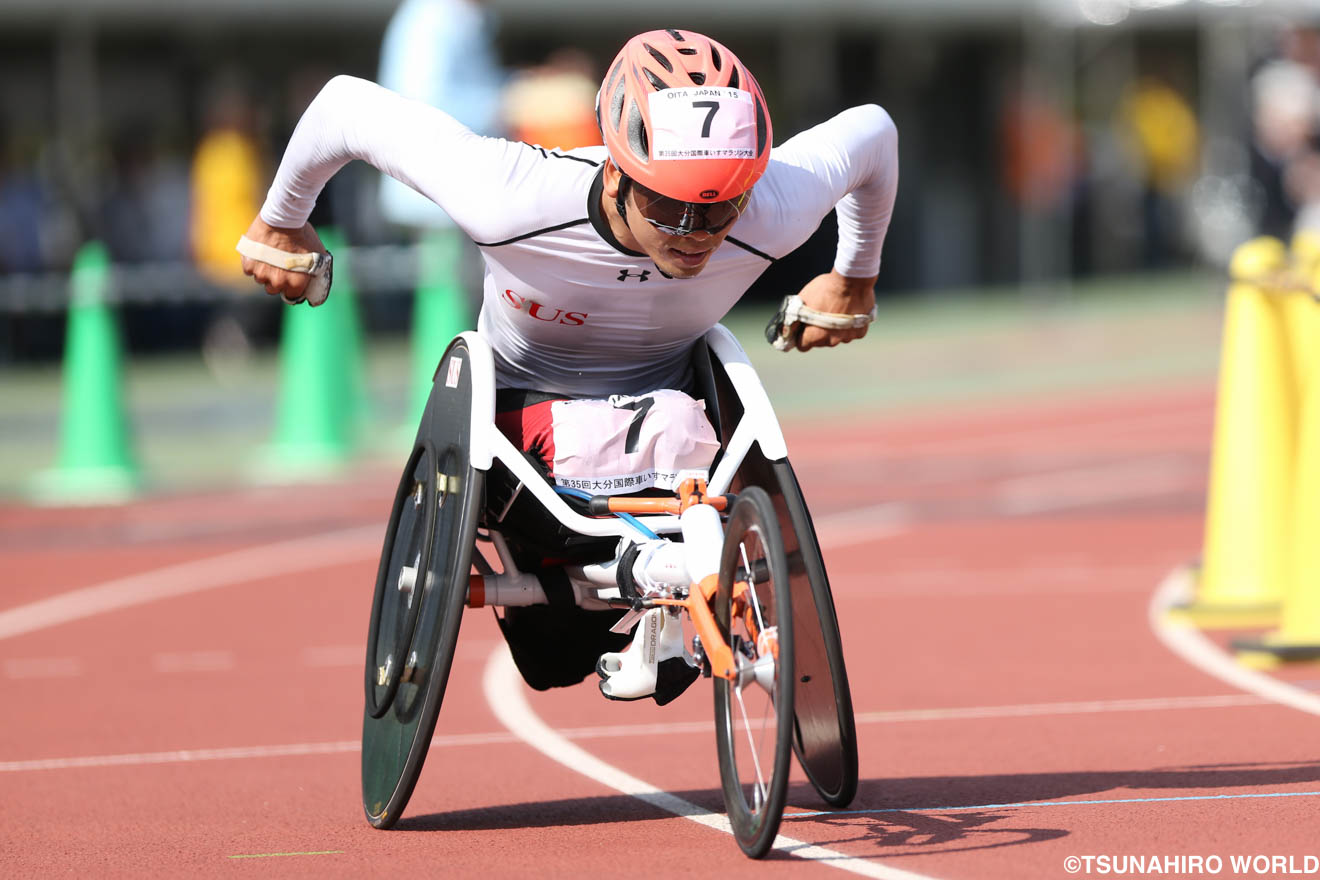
[742,457,858,808]
[361,338,484,829]
[696,338,858,809]
[714,486,795,859]
[773,459,858,808]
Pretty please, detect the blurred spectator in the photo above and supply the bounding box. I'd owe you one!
[0,130,47,273]
[1000,84,1082,213]
[190,72,270,372]
[502,49,601,151]
[1248,22,1320,238]
[1249,59,1317,237]
[1118,77,1200,267]
[377,0,504,229]
[103,124,190,265]
[190,73,264,285]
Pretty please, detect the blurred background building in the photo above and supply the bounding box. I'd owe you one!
[0,0,1315,364]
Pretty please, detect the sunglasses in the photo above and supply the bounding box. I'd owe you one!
[625,177,751,237]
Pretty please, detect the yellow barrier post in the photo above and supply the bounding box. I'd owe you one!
[1235,251,1320,666]
[1286,230,1320,391]
[1170,237,1295,627]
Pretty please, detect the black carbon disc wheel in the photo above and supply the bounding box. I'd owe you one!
[364,441,438,720]
[772,459,857,808]
[742,455,859,808]
[713,486,795,859]
[696,341,860,810]
[361,338,484,830]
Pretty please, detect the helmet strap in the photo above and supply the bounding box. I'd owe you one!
[615,174,633,226]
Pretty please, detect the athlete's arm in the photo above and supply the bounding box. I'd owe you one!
[761,104,898,351]
[240,75,534,300]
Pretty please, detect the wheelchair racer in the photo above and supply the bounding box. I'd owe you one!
[239,29,898,701]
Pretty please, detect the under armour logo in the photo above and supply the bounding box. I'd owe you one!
[617,269,652,283]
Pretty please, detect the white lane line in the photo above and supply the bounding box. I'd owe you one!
[831,564,1172,598]
[0,524,382,642]
[0,730,535,773]
[482,647,937,880]
[301,645,363,668]
[152,650,235,673]
[1149,566,1320,718]
[4,656,83,679]
[812,454,1201,552]
[0,741,363,772]
[1,690,1276,774]
[0,506,903,645]
[856,693,1266,723]
[994,455,1201,515]
[815,503,911,550]
[819,402,1211,461]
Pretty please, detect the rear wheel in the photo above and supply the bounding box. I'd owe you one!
[713,486,794,858]
[361,338,483,830]
[747,458,858,808]
[696,340,859,808]
[364,441,437,721]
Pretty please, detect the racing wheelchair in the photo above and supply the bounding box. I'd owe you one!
[361,324,857,858]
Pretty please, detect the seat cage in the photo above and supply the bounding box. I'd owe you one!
[453,324,788,539]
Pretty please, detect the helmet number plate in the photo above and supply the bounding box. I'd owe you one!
[649,87,757,161]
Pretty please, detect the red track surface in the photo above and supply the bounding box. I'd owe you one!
[4,381,1318,879]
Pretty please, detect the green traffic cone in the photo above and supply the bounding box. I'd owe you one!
[315,228,370,438]
[409,228,471,427]
[252,231,362,481]
[31,242,139,504]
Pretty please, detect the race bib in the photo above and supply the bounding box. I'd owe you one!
[550,390,720,495]
[648,87,757,161]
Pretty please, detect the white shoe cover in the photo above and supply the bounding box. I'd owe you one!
[597,608,687,700]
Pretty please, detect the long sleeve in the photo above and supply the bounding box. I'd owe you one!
[754,104,899,277]
[829,105,898,278]
[259,75,532,243]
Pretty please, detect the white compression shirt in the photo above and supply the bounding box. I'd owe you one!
[260,75,898,397]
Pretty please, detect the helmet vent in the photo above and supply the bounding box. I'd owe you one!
[642,68,669,91]
[604,61,622,97]
[610,77,626,128]
[710,45,722,71]
[688,72,706,85]
[677,47,698,56]
[727,65,740,90]
[643,44,673,72]
[666,28,684,41]
[627,101,649,161]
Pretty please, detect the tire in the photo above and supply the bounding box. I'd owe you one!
[364,440,438,721]
[361,338,484,830]
[695,341,858,808]
[774,461,858,808]
[741,456,858,808]
[713,486,795,859]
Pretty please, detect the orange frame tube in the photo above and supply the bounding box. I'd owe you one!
[653,567,757,683]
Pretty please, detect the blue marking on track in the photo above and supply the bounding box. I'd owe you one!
[783,789,1320,819]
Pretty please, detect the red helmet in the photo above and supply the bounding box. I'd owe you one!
[596,29,772,202]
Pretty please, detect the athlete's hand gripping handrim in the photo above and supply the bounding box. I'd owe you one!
[237,217,332,306]
[790,270,878,351]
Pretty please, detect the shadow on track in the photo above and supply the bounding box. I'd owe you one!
[393,761,1320,862]
[774,760,1320,858]
[394,789,725,832]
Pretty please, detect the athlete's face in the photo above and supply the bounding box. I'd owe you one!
[603,162,742,279]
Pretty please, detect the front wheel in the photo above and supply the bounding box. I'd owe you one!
[713,486,795,858]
